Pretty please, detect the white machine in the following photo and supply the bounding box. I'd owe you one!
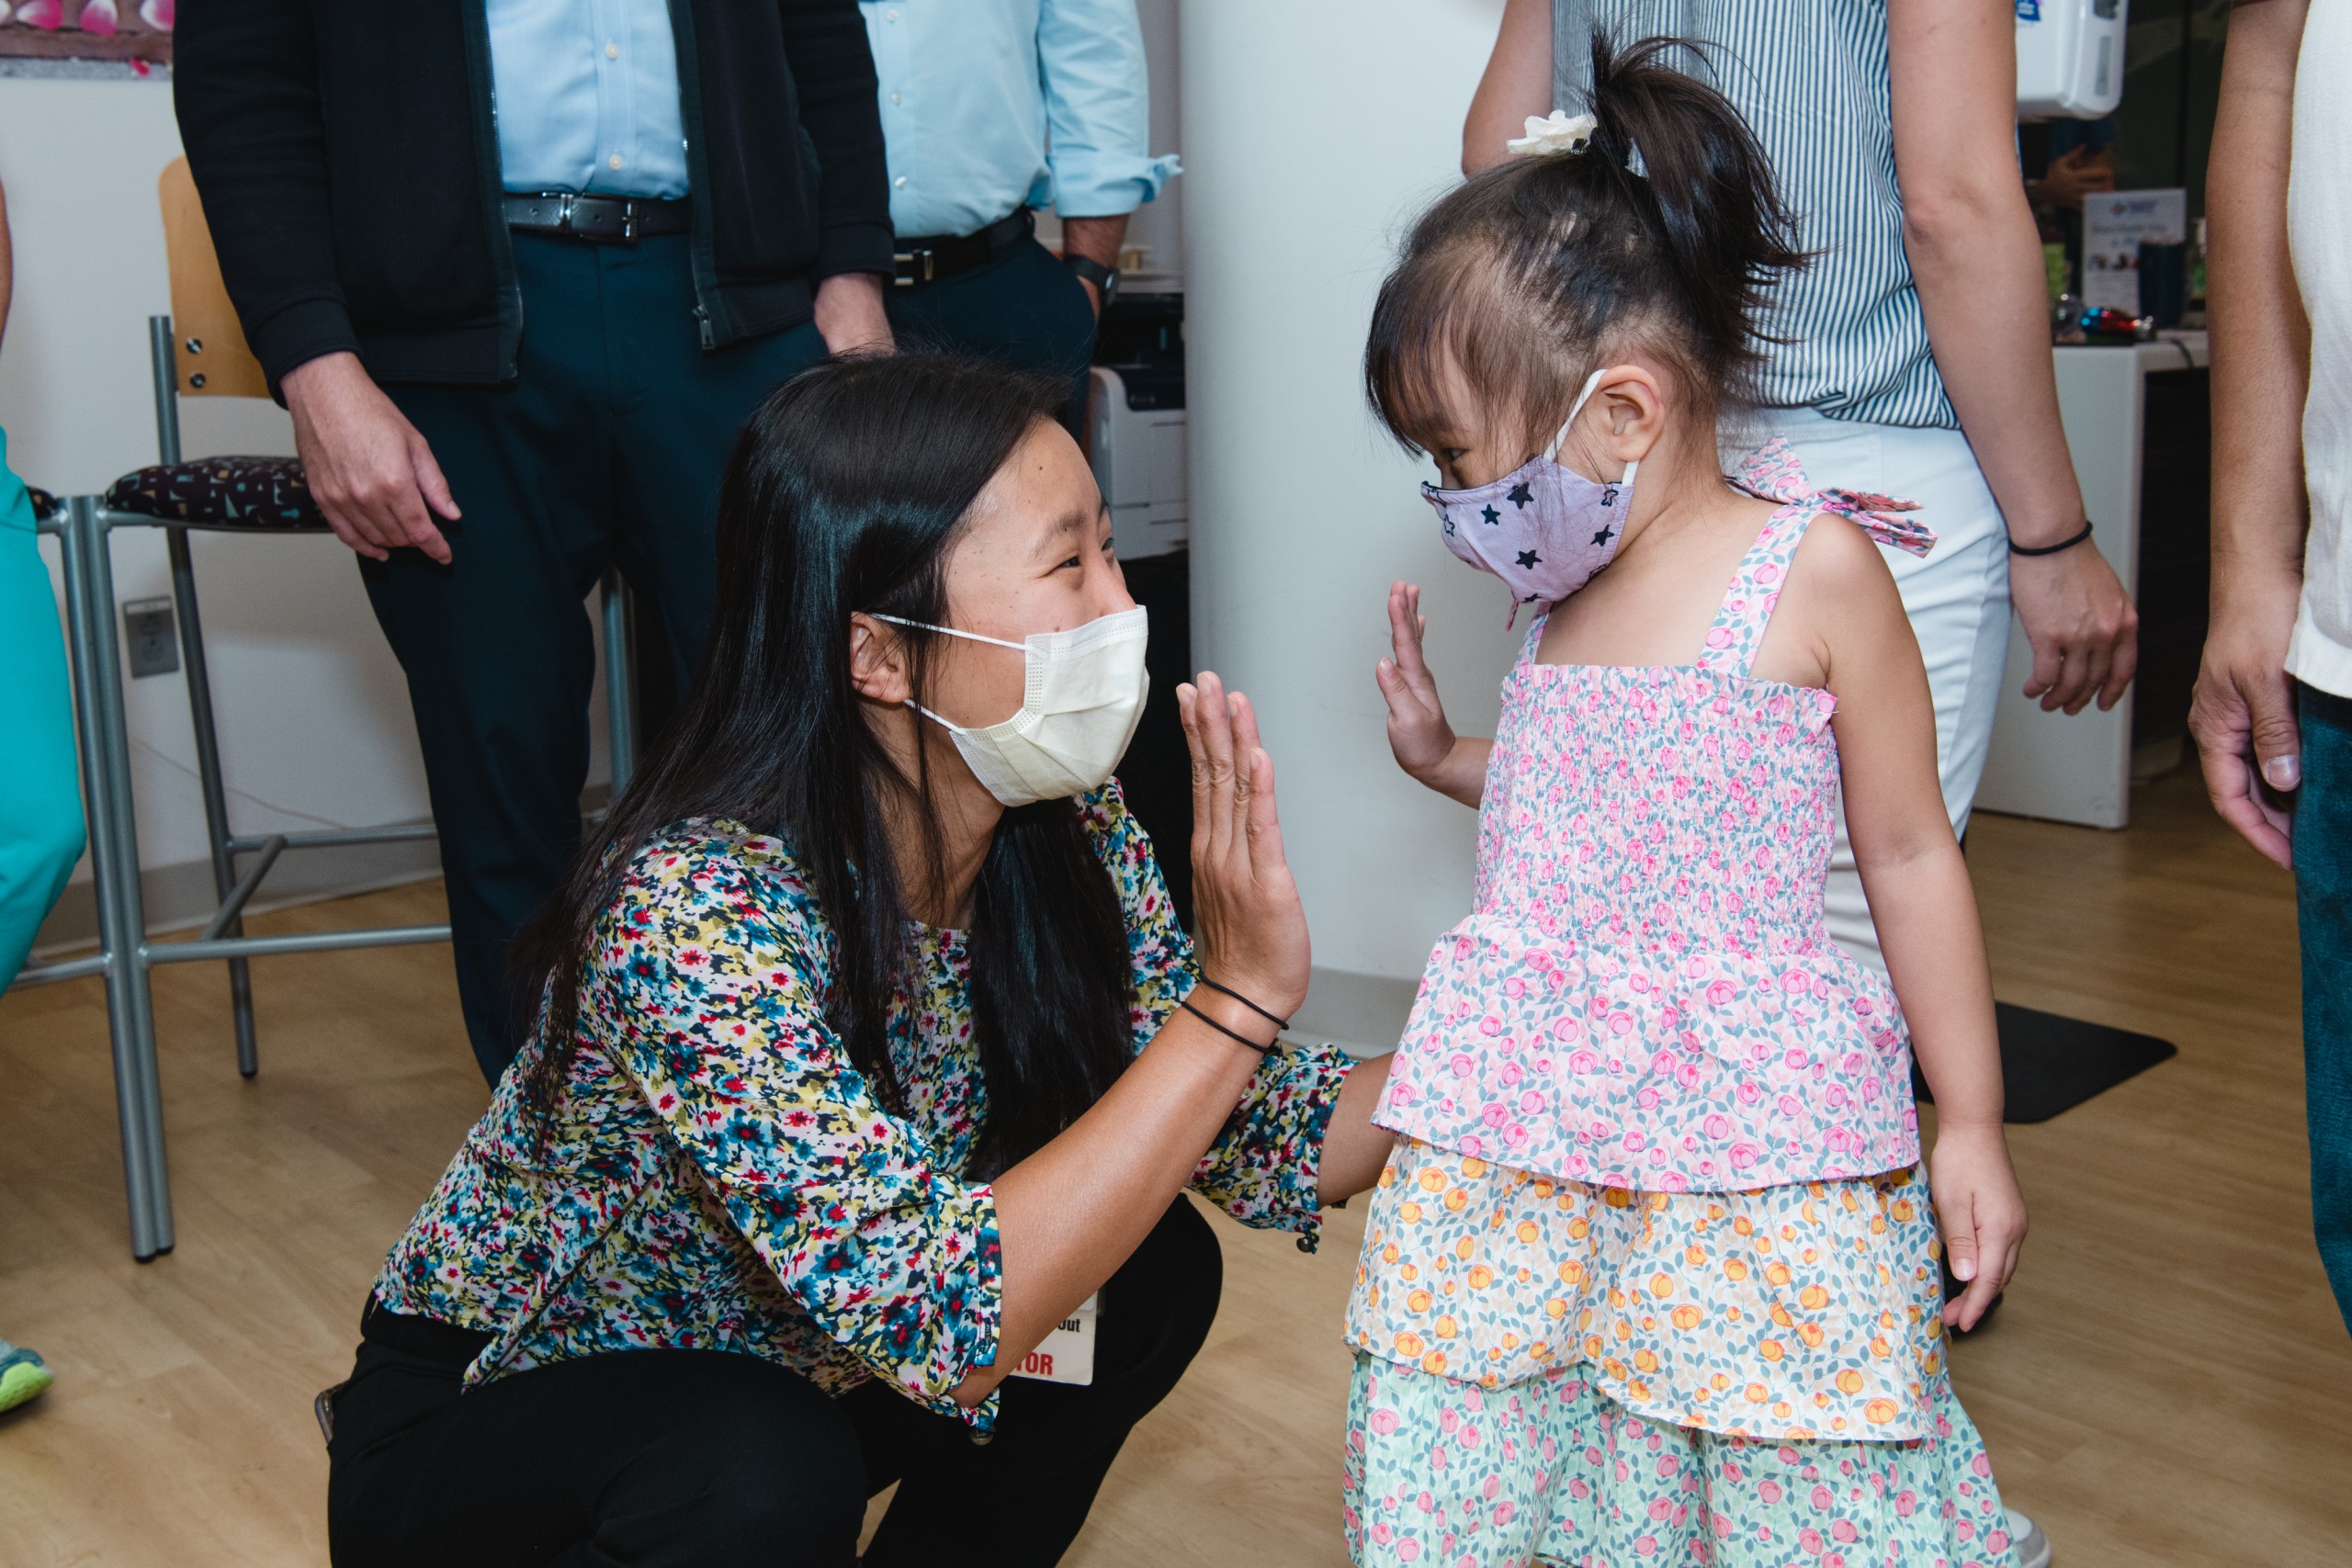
[1975,333,2207,829]
[2017,0,2130,119]
[1088,365,1188,561]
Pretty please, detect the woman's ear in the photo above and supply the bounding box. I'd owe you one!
[847,613,913,706]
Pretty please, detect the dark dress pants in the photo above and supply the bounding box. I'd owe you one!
[326,1195,1225,1568]
[362,233,827,1083]
[883,233,1097,434]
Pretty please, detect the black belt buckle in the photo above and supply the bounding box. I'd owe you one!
[893,246,935,288]
[528,193,638,243]
[568,194,637,243]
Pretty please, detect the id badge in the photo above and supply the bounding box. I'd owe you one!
[1008,1293,1097,1386]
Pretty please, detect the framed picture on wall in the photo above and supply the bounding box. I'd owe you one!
[0,2,172,68]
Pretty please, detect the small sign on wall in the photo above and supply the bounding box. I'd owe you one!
[2083,188,2188,316]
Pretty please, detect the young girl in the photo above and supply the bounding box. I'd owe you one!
[1342,39,2028,1568]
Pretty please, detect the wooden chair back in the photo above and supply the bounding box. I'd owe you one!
[157,157,269,400]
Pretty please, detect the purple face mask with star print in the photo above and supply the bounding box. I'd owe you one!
[1420,370,1635,622]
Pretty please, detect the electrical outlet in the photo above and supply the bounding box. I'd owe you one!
[123,597,181,679]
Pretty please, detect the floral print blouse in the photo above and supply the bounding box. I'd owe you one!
[374,783,1353,1431]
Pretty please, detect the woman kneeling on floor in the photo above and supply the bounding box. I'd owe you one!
[323,354,1396,1568]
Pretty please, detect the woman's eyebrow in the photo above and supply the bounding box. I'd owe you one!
[1031,506,1093,559]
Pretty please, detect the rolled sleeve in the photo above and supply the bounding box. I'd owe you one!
[605,848,1001,1420]
[1074,782,1355,1248]
[1191,1037,1357,1248]
[1036,0,1179,217]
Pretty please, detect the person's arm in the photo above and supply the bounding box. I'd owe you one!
[1316,1053,1400,1203]
[1082,781,1393,1221]
[778,0,897,353]
[1037,0,1177,314]
[1463,0,1555,177]
[1060,216,1129,318]
[1802,521,2023,1332]
[1888,0,2138,716]
[2026,145,2115,216]
[2190,0,2312,868]
[175,2,459,563]
[970,674,1310,1402]
[175,0,354,392]
[1375,580,1494,807]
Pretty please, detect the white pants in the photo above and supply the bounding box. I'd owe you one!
[1740,409,2012,972]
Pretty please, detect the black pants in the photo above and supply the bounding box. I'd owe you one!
[365,232,828,1084]
[884,233,1096,435]
[327,1197,1223,1567]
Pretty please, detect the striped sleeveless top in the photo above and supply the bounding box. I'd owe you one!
[1552,0,1956,430]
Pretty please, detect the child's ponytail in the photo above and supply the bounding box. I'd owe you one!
[1579,36,1805,399]
[1367,35,1805,457]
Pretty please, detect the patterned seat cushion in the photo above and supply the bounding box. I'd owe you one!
[105,456,324,531]
[27,485,59,520]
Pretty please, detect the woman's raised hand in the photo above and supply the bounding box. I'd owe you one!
[1376,581,1457,784]
[1178,672,1310,1021]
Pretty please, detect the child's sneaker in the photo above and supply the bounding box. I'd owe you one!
[2006,1507,2052,1568]
[0,1339,56,1414]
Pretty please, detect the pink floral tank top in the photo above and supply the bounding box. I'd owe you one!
[1375,444,1938,1192]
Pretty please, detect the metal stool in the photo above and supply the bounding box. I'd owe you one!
[8,162,639,1260]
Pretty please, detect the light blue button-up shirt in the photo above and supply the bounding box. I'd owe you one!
[861,0,1178,240]
[488,0,691,199]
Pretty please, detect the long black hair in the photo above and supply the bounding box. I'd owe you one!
[514,354,1136,1179]
[1365,34,1806,457]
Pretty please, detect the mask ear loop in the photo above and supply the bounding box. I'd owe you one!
[1544,368,1611,461]
[906,700,973,735]
[867,614,1026,734]
[1546,367,1638,491]
[870,612,1027,653]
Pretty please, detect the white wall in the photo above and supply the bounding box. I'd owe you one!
[0,77,606,939]
[1182,0,1512,1043]
[1126,0,1183,276]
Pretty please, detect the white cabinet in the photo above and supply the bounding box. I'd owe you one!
[1974,334,2207,828]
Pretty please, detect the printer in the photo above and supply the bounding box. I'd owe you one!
[1088,282,1186,561]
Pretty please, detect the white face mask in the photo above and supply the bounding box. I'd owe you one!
[875,606,1150,807]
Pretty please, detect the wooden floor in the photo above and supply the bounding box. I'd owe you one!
[1,768,2346,1567]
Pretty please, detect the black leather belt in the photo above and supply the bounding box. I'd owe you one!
[894,208,1035,288]
[503,192,692,243]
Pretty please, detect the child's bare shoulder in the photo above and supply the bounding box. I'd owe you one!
[1788,512,1902,607]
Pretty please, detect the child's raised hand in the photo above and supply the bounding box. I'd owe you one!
[1377,581,1458,781]
[1928,1125,2027,1333]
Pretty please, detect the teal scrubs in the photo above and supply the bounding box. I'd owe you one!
[0,426,85,984]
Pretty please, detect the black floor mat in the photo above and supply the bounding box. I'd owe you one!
[1913,1002,2177,1124]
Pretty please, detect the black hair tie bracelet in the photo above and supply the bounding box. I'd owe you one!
[2007,520,2094,557]
[1181,998,1276,1055]
[1196,975,1290,1032]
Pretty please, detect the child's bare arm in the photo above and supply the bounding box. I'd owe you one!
[1804,524,2026,1331]
[1376,581,1492,807]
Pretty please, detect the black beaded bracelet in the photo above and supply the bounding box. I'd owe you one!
[1180,997,1276,1055]
[1196,975,1291,1032]
[2007,520,2095,557]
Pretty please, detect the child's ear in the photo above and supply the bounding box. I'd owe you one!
[848,613,914,706]
[1594,364,1668,466]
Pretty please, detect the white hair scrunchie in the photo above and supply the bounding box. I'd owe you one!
[1505,110,1599,159]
